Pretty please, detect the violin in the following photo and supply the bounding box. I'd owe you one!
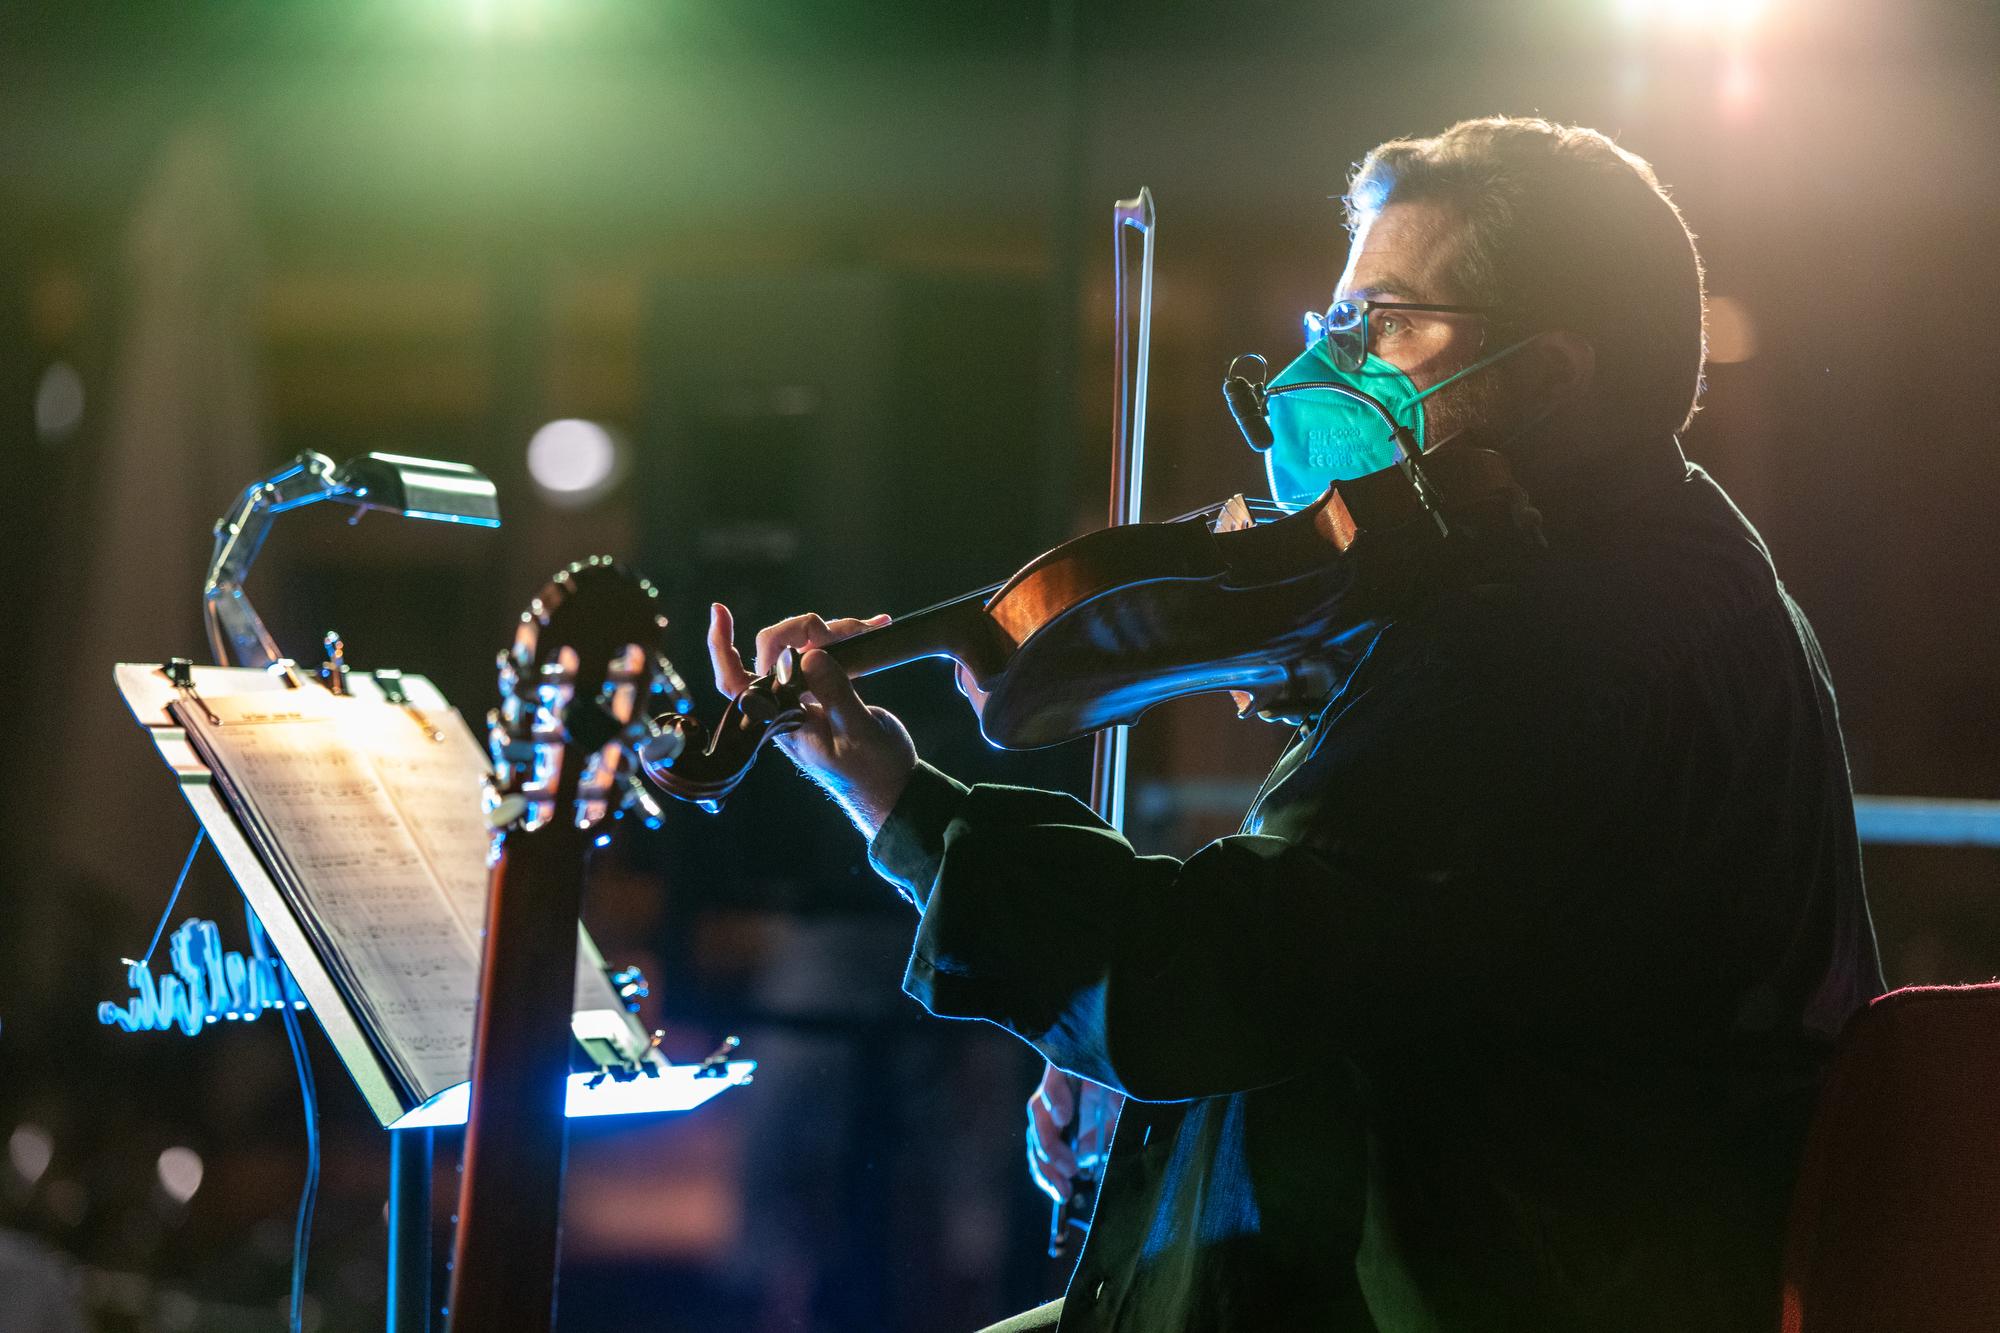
[640,443,1541,813]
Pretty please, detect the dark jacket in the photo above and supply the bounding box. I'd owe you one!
[870,451,1883,1332]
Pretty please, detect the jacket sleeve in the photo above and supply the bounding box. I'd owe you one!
[867,632,1601,1102]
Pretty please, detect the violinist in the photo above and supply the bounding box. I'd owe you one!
[703,116,1882,1332]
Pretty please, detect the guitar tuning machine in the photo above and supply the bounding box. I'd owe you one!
[609,966,649,1013]
[616,772,666,830]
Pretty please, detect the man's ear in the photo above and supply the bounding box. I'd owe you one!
[1530,331,1596,402]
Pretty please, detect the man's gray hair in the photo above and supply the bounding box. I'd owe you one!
[1347,116,1708,435]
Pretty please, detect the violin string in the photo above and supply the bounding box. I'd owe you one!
[853,498,1283,639]
[850,580,1008,630]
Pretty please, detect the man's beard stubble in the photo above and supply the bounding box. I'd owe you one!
[1417,355,1524,455]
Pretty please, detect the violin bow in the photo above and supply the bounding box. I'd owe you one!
[1091,185,1154,828]
[1051,185,1155,1260]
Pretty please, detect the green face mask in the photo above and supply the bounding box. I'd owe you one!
[1260,335,1536,512]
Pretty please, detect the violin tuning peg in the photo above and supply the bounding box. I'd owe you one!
[774,647,798,687]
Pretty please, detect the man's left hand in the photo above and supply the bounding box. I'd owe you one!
[706,603,918,838]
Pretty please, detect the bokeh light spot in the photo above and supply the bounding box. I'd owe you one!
[157,1145,204,1203]
[527,419,623,507]
[35,362,85,442]
[8,1124,53,1186]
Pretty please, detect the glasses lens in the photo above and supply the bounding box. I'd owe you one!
[1322,300,1367,372]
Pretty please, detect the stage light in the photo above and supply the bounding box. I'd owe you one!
[156,1146,204,1204]
[1721,0,1767,29]
[1618,0,1768,32]
[34,362,84,442]
[7,1124,53,1187]
[527,418,624,507]
[447,0,550,41]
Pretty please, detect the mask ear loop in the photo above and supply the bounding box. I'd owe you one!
[1405,332,1543,412]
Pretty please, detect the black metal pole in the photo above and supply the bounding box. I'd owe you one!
[388,1126,434,1333]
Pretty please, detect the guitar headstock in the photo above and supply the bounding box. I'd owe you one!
[486,557,695,839]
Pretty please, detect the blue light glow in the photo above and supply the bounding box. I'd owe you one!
[390,1060,756,1130]
[98,917,293,1035]
[401,509,502,528]
[1852,797,2000,847]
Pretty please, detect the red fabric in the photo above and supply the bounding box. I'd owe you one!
[1782,984,2000,1333]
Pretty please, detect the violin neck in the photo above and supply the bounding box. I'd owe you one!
[825,587,1000,680]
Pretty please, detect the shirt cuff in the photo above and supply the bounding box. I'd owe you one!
[866,760,970,909]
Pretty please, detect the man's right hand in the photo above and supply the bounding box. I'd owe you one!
[1026,1061,1121,1204]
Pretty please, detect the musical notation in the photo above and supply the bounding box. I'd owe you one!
[171,686,639,1103]
[175,692,487,1097]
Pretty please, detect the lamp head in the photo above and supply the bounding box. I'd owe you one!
[329,452,500,527]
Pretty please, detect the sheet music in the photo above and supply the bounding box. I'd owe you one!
[176,692,481,1098]
[348,700,638,1022]
[173,687,645,1102]
[348,702,495,946]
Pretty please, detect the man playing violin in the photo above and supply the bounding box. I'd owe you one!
[707,116,1881,1332]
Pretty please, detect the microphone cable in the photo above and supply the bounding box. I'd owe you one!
[279,980,321,1333]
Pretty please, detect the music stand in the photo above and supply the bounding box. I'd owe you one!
[109,451,751,1331]
[114,663,753,1329]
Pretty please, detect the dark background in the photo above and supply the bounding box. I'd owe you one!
[2,1,1996,1328]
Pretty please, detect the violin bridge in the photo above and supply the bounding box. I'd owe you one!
[1211,494,1256,535]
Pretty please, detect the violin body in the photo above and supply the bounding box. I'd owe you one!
[643,445,1536,811]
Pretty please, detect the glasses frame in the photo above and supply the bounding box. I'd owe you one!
[1304,298,1500,372]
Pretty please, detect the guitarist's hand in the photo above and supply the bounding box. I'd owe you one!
[707,603,917,838]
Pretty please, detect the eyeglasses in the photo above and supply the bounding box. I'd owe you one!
[1302,298,1499,372]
